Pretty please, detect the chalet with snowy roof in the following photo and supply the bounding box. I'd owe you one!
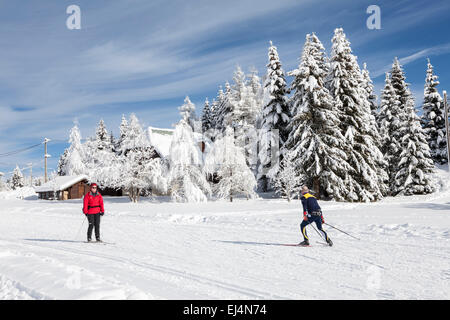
[35,175,90,200]
[147,126,206,155]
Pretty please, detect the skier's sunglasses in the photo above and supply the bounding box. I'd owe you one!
[91,186,97,189]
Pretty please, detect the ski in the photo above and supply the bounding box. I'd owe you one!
[280,244,311,247]
[84,241,115,245]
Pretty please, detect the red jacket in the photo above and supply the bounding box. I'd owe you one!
[83,192,104,215]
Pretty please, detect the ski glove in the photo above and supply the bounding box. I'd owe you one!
[100,212,104,216]
[303,212,308,221]
[321,215,325,223]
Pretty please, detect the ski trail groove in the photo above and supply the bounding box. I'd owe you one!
[14,240,290,299]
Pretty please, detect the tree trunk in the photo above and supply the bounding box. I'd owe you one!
[313,177,320,200]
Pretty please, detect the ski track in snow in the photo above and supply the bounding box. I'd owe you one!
[0,183,449,299]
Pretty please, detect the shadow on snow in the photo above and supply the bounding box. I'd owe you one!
[403,203,450,211]
[214,240,300,247]
[23,238,83,244]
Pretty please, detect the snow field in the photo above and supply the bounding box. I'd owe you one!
[0,184,449,299]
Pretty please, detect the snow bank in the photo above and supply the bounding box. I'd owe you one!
[0,187,37,200]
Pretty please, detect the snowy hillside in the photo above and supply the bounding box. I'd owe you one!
[0,168,449,300]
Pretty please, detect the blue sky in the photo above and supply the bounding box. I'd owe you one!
[1,0,449,178]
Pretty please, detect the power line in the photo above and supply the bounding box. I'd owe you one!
[0,137,70,159]
[0,142,43,158]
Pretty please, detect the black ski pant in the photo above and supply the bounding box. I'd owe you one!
[300,215,329,241]
[86,214,101,240]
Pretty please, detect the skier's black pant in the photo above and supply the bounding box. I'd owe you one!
[86,214,101,240]
[300,215,329,241]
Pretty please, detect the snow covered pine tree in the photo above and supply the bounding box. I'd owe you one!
[64,123,87,176]
[389,58,435,195]
[205,127,257,202]
[327,28,386,201]
[117,114,162,202]
[10,165,25,190]
[258,41,290,191]
[421,59,446,165]
[285,33,351,201]
[395,98,435,195]
[273,149,302,202]
[378,73,403,192]
[169,100,211,202]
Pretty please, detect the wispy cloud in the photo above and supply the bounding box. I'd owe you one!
[371,43,450,78]
[1,0,449,176]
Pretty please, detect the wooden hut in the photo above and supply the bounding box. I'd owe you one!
[35,175,90,200]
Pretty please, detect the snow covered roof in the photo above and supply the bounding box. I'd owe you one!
[34,175,89,193]
[148,127,174,158]
[147,126,205,158]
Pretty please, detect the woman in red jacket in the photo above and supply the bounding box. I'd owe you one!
[83,183,105,242]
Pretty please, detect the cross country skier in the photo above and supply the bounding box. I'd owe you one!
[299,186,333,247]
[82,183,104,242]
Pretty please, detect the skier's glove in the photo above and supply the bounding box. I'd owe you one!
[100,212,104,216]
[303,212,308,221]
[321,215,325,223]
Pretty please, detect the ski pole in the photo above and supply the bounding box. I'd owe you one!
[74,215,86,241]
[309,222,326,242]
[324,222,360,240]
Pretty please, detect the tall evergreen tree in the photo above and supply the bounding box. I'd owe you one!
[109,131,116,153]
[388,58,435,195]
[359,64,389,196]
[395,98,435,195]
[257,41,290,191]
[390,57,411,107]
[248,67,263,104]
[421,59,446,164]
[361,63,378,119]
[286,33,351,201]
[204,127,257,201]
[95,119,111,151]
[65,124,86,176]
[57,149,69,176]
[179,96,197,131]
[378,73,403,191]
[118,114,159,202]
[201,98,213,133]
[117,114,129,154]
[209,98,218,130]
[328,28,386,201]
[169,118,211,202]
[215,85,232,131]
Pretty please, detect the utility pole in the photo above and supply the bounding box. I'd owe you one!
[44,138,51,183]
[444,91,450,171]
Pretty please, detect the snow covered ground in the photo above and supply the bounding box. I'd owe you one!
[0,175,449,300]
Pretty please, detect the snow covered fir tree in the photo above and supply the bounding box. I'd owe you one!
[421,59,447,165]
[204,127,257,201]
[327,28,387,202]
[378,72,404,192]
[10,165,25,190]
[285,33,352,201]
[257,41,290,191]
[40,27,445,204]
[169,101,210,203]
[382,58,436,196]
